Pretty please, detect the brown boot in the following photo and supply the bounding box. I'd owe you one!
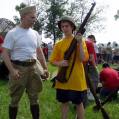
[9,106,18,119]
[30,104,39,119]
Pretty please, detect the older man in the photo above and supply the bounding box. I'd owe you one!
[2,6,49,119]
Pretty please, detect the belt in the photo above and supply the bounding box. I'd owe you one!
[11,59,36,67]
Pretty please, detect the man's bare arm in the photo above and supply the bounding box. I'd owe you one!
[37,47,48,70]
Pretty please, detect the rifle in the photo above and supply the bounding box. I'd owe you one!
[85,64,110,119]
[55,2,96,83]
[75,64,110,119]
[93,88,118,110]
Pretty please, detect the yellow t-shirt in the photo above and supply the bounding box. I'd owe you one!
[49,36,88,91]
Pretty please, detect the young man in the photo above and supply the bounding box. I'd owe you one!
[100,63,119,99]
[2,6,49,119]
[49,16,88,119]
[85,35,99,91]
[82,35,99,103]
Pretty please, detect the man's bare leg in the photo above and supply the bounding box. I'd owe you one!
[61,102,69,119]
[76,103,85,119]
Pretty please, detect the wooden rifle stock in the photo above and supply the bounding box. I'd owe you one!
[56,2,96,82]
[87,74,110,119]
[93,88,118,110]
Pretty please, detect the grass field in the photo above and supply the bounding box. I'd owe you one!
[0,63,119,119]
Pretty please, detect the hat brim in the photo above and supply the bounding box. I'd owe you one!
[58,20,76,31]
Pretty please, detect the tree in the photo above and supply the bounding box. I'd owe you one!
[14,0,106,44]
[114,10,119,20]
[0,18,15,37]
[43,0,68,43]
[13,3,27,24]
[43,0,106,43]
[66,0,106,35]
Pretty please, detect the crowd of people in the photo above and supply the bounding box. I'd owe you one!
[95,41,119,64]
[0,5,119,119]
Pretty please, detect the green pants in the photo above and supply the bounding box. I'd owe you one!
[84,64,99,91]
[8,63,43,107]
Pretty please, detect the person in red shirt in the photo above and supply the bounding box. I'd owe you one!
[100,63,119,99]
[85,39,97,66]
[83,35,99,107]
[0,35,9,80]
[85,35,99,91]
[0,35,4,62]
[0,35,4,54]
[42,43,48,61]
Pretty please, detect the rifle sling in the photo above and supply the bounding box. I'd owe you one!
[67,46,77,81]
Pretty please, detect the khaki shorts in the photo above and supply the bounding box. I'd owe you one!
[8,62,43,107]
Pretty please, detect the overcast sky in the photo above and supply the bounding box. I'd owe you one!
[0,0,119,44]
[95,0,119,44]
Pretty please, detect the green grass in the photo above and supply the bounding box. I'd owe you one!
[0,64,119,119]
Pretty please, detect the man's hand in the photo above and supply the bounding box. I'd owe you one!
[58,60,69,67]
[41,69,49,80]
[75,33,83,43]
[10,68,21,80]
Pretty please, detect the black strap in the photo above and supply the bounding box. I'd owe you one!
[67,47,77,80]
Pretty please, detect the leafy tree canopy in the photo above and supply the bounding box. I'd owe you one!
[14,0,106,44]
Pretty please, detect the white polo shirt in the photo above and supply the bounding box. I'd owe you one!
[2,26,42,61]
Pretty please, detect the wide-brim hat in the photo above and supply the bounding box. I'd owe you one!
[58,16,76,31]
[19,6,36,16]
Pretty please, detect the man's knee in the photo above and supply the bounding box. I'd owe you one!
[28,93,39,105]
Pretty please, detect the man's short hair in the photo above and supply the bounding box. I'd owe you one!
[88,35,96,42]
[102,63,110,68]
[19,6,36,16]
